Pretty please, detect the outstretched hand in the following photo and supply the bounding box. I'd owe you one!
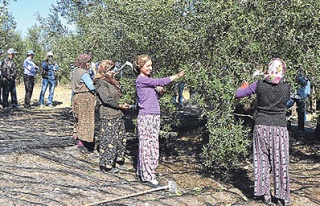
[178,70,186,78]
[240,81,249,89]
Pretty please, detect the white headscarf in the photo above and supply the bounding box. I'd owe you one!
[264,58,286,84]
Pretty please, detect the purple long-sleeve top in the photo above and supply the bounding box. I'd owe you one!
[235,81,257,98]
[136,75,172,115]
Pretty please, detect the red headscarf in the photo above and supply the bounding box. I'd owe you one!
[75,54,92,69]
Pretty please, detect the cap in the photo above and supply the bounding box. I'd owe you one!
[46,51,54,57]
[27,50,35,56]
[7,48,17,54]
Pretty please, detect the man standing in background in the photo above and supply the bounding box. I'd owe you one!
[1,48,18,112]
[296,73,311,135]
[23,50,39,108]
[38,51,59,107]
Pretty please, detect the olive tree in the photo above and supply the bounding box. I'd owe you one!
[40,0,320,169]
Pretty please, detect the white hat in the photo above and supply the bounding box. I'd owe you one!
[7,48,18,54]
[27,50,35,55]
[47,51,54,57]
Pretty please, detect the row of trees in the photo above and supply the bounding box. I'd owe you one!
[0,0,49,82]
[2,0,320,170]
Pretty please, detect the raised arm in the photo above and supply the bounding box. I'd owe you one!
[235,81,257,98]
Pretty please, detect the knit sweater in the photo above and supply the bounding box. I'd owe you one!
[136,75,172,115]
[95,79,123,119]
[236,80,291,127]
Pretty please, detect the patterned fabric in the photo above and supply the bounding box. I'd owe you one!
[99,116,126,168]
[99,60,115,72]
[253,125,290,202]
[72,92,96,142]
[264,58,286,85]
[75,54,92,69]
[137,114,160,182]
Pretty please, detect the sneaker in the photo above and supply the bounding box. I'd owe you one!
[150,179,159,185]
[135,173,142,181]
[117,165,126,170]
[47,104,54,108]
[100,166,119,174]
[277,199,290,206]
[263,195,271,205]
[3,107,9,113]
[69,136,78,145]
[147,179,161,188]
[39,104,45,108]
[79,146,90,154]
[12,104,19,109]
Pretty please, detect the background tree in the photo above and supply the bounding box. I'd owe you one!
[27,0,320,170]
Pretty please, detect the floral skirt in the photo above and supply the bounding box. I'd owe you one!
[72,92,96,142]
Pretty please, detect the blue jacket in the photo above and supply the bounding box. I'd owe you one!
[42,60,59,79]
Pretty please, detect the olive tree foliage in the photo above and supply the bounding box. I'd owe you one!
[0,0,26,82]
[42,0,320,169]
[0,0,17,49]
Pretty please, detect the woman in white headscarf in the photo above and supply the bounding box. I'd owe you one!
[235,58,291,206]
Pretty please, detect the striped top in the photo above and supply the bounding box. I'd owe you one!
[136,75,172,115]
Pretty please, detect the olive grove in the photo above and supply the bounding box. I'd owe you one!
[2,0,320,170]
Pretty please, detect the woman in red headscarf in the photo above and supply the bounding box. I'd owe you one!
[72,54,96,153]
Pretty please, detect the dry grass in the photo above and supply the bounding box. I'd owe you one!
[0,83,319,206]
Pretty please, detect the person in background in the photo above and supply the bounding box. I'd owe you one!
[23,50,39,108]
[172,82,185,108]
[38,51,59,108]
[133,54,185,188]
[295,73,310,135]
[94,60,129,174]
[235,58,291,206]
[1,48,19,112]
[71,54,96,153]
[0,49,4,106]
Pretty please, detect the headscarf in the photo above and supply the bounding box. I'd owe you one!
[75,54,92,69]
[99,60,115,72]
[95,59,122,96]
[264,58,286,84]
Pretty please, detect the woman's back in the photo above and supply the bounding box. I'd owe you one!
[255,80,291,127]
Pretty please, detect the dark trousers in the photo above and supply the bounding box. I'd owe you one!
[2,79,18,108]
[0,78,2,103]
[296,98,306,132]
[24,74,35,107]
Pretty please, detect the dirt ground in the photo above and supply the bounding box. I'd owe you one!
[0,84,319,206]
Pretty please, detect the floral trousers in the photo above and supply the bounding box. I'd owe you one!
[99,116,126,168]
[137,114,160,182]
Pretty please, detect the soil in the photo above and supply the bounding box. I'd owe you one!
[0,84,319,206]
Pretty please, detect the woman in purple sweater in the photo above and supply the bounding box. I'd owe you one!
[236,58,291,206]
[133,54,185,187]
